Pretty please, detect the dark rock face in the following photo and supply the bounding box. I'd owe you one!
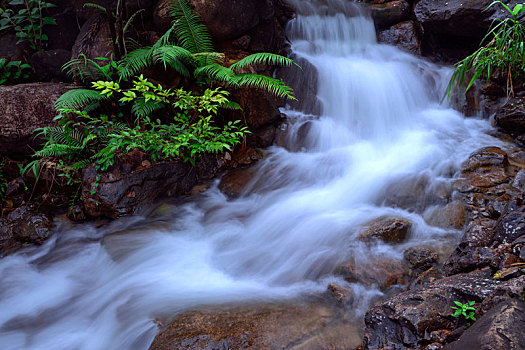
[359,217,412,243]
[228,89,282,131]
[0,82,75,156]
[494,102,525,137]
[363,269,501,349]
[370,0,411,29]
[71,14,113,61]
[0,206,53,257]
[445,299,525,350]
[31,49,71,81]
[82,156,200,219]
[0,34,28,62]
[414,0,499,38]
[378,20,422,55]
[494,211,525,244]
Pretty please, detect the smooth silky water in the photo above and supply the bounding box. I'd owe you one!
[0,1,506,349]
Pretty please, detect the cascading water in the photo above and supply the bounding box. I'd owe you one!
[0,1,505,349]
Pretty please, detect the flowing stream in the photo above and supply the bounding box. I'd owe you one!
[0,1,504,349]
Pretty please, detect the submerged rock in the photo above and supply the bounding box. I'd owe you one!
[403,246,439,272]
[149,302,361,349]
[335,257,409,290]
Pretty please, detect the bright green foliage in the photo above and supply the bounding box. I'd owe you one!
[0,0,57,50]
[65,0,298,100]
[446,1,525,98]
[0,58,31,84]
[26,76,249,178]
[54,89,107,111]
[451,300,477,325]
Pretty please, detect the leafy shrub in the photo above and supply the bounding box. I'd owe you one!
[0,58,31,84]
[0,0,57,50]
[25,75,248,178]
[451,300,477,326]
[446,1,525,98]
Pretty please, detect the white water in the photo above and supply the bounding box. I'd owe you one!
[0,1,504,349]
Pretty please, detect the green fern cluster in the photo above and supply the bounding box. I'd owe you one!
[63,0,298,103]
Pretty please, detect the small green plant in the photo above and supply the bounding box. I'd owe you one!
[445,1,525,99]
[0,58,31,84]
[0,0,57,51]
[451,300,477,325]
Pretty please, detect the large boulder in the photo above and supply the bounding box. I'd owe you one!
[369,0,411,29]
[363,269,501,349]
[71,14,113,61]
[31,49,71,81]
[445,299,525,350]
[0,82,75,156]
[378,20,422,55]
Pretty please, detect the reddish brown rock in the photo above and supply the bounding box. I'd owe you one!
[378,20,422,55]
[218,167,257,198]
[359,217,412,243]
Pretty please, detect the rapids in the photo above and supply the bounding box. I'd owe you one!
[0,0,504,349]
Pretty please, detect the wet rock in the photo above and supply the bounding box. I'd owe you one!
[0,34,28,62]
[82,157,200,219]
[363,269,501,349]
[454,168,509,193]
[414,0,503,39]
[335,257,409,290]
[0,206,53,256]
[219,167,257,198]
[404,247,439,271]
[149,302,361,349]
[493,211,525,244]
[359,217,411,244]
[31,49,71,81]
[0,82,75,156]
[327,282,354,304]
[445,219,497,274]
[478,275,525,314]
[445,299,525,350]
[228,89,282,131]
[369,0,411,29]
[494,103,525,136]
[71,14,113,61]
[460,147,508,173]
[378,20,422,55]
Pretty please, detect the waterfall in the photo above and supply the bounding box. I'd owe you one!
[0,1,503,349]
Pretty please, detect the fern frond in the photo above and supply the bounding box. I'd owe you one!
[153,45,192,76]
[230,53,299,73]
[155,25,177,48]
[233,74,296,100]
[62,54,113,82]
[125,37,141,51]
[124,9,145,34]
[119,47,154,79]
[219,100,242,110]
[194,63,237,84]
[168,0,214,54]
[132,97,167,120]
[54,89,107,111]
[192,51,224,66]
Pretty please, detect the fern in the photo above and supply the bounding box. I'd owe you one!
[194,63,236,84]
[132,97,167,121]
[62,54,113,82]
[153,45,193,76]
[54,89,107,111]
[119,47,154,79]
[230,53,299,73]
[168,0,214,54]
[233,74,296,100]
